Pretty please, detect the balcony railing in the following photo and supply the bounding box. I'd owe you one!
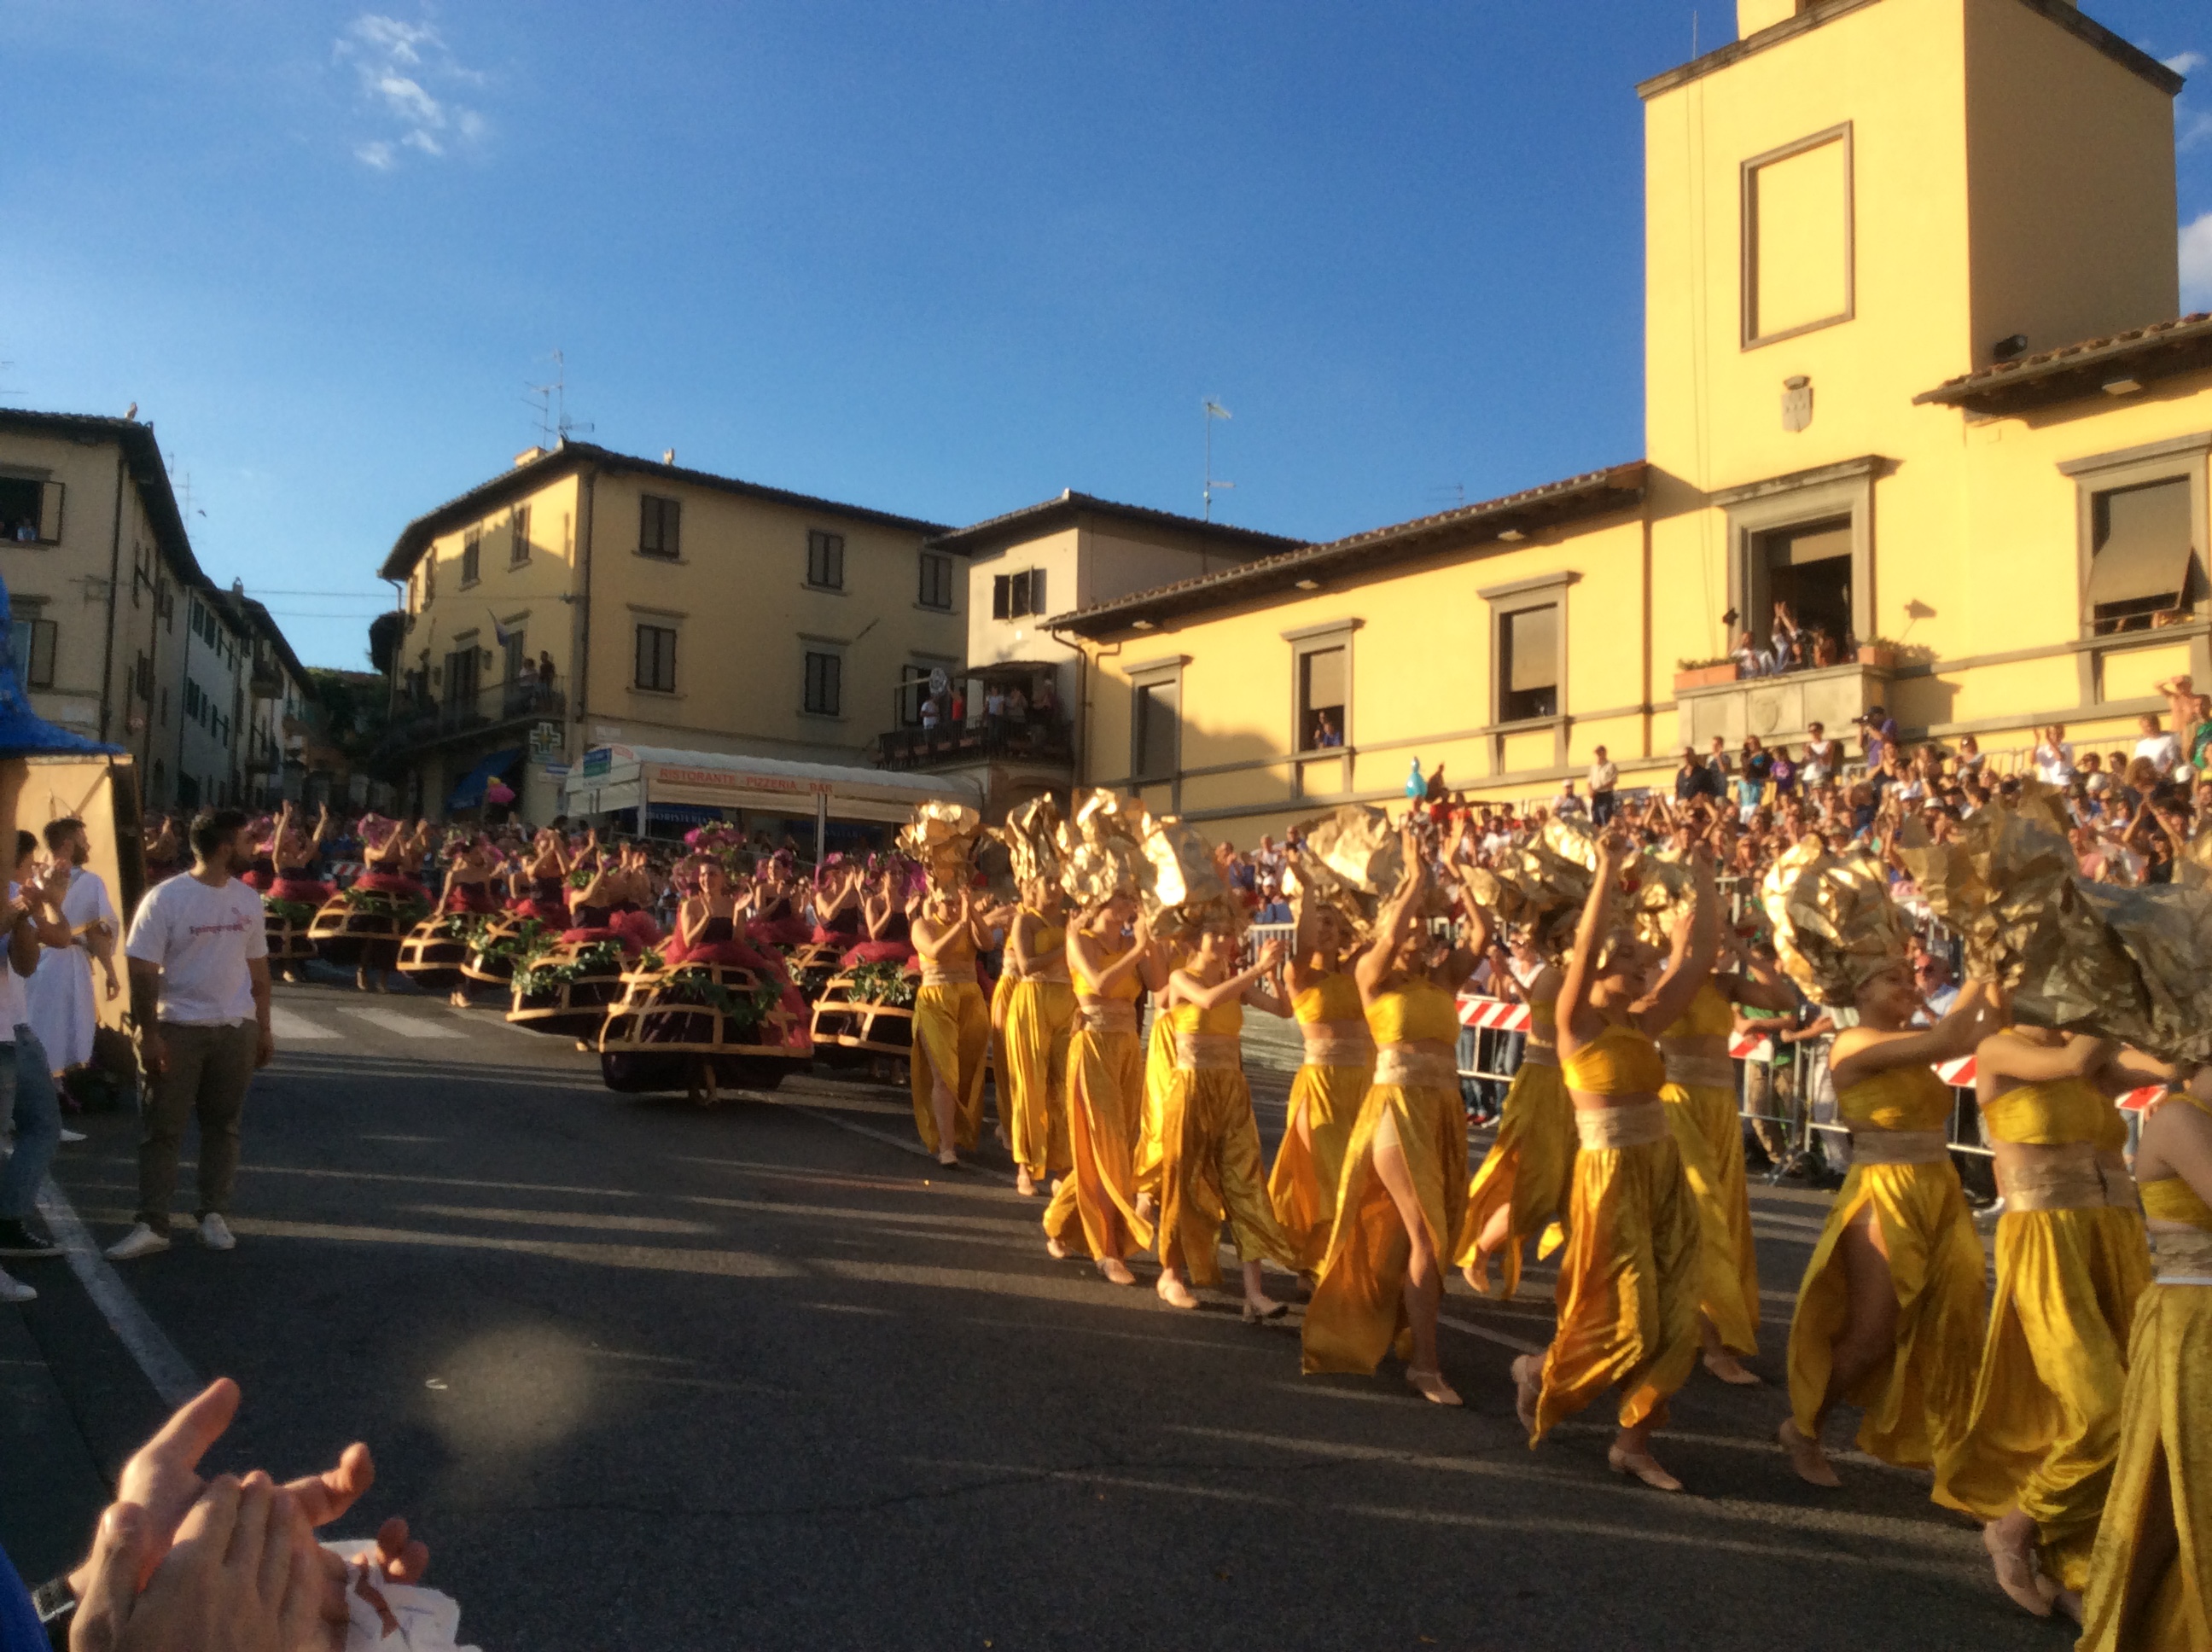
[376,678,566,759]
[876,716,1073,771]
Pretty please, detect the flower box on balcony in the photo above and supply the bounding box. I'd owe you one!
[1856,644,1898,670]
[1673,662,1739,691]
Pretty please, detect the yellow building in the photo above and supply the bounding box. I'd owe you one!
[1048,0,2210,841]
[377,441,961,827]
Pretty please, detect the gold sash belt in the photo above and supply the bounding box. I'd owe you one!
[1374,1045,1457,1088]
[1174,1032,1243,1072]
[921,962,977,987]
[1662,1052,1737,1089]
[1300,1020,1375,1069]
[1077,1001,1138,1034]
[1846,1128,1949,1166]
[1575,1100,1668,1150]
[2151,1224,2212,1284]
[1010,964,1072,985]
[1995,1143,2139,1213]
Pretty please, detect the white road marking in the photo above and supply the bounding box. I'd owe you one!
[268,1006,340,1041]
[36,1177,201,1406]
[338,1009,466,1039]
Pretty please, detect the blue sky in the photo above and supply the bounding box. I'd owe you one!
[4,0,2208,668]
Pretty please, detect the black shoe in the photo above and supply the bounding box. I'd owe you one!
[0,1218,62,1259]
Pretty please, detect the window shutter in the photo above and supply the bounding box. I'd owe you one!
[38,480,63,544]
[992,575,1010,619]
[1009,570,1030,616]
[1028,568,1045,615]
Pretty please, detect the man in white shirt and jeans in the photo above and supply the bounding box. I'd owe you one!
[107,809,274,1260]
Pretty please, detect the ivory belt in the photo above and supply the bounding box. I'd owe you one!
[1846,1128,1949,1166]
[2151,1225,2212,1283]
[1175,1032,1243,1072]
[1301,1035,1377,1068]
[921,963,977,987]
[1663,1052,1736,1089]
[1078,1001,1138,1034]
[1995,1143,2139,1213]
[1575,1100,1669,1150]
[1374,1045,1457,1088]
[1011,966,1072,986]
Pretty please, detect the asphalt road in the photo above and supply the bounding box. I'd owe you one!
[5,977,2064,1652]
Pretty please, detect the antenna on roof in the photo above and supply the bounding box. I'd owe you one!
[1202,398,1234,521]
[524,349,595,448]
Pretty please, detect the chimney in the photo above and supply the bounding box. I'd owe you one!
[514,446,548,468]
[662,448,676,465]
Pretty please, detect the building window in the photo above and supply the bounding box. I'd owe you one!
[1297,646,1347,752]
[460,530,481,586]
[899,663,934,727]
[1752,515,1853,654]
[1498,604,1559,723]
[635,624,678,693]
[803,649,842,716]
[806,529,846,590]
[510,505,532,565]
[0,476,62,545]
[640,495,681,560]
[1132,678,1179,781]
[2085,478,2196,635]
[993,567,1047,620]
[917,551,954,610]
[1741,124,1854,348]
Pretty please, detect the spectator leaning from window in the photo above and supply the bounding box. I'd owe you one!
[1587,746,1619,825]
[107,808,275,1262]
[2133,713,2181,779]
[1313,708,1343,748]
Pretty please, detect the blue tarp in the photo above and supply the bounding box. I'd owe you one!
[446,747,522,811]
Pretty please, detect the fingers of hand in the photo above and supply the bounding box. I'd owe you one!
[277,1533,335,1652]
[224,1473,279,1580]
[73,1501,153,1652]
[256,1489,304,1609]
[288,1441,375,1527]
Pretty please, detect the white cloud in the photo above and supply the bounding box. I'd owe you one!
[334,13,489,171]
[2184,212,2212,313]
[2163,49,2205,75]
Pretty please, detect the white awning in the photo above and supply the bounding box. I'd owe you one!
[561,744,980,824]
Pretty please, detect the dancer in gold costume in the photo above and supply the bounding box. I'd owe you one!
[908,885,994,1166]
[2078,1072,2212,1650]
[1000,882,1075,1197]
[1936,1025,2152,1620]
[1269,900,1377,1271]
[1512,829,1715,1491]
[1153,923,1298,1315]
[1763,840,1997,1490]
[1132,934,1190,1221]
[1455,928,1567,1299]
[1656,928,1797,1385]
[1043,892,1164,1283]
[1301,825,1487,1405]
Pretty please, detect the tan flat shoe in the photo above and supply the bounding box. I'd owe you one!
[1608,1445,1683,1493]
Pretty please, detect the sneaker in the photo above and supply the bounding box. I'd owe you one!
[104,1222,171,1261]
[0,1218,61,1259]
[198,1213,236,1252]
[0,1265,32,1304]
[59,1128,85,1143]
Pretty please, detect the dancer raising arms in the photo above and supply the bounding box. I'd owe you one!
[1455,927,1567,1299]
[2077,1069,2212,1650]
[1514,829,1716,1490]
[908,885,994,1167]
[1153,922,1298,1316]
[1269,897,1377,1271]
[1936,1023,2152,1620]
[1045,893,1165,1283]
[1767,846,1996,1488]
[1302,824,1489,1405]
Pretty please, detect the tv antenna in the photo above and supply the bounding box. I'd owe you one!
[525,349,594,447]
[166,456,207,519]
[1202,398,1234,521]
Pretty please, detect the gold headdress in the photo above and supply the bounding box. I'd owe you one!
[1057,789,1152,914]
[1627,846,1699,951]
[1285,805,1400,947]
[989,795,1063,896]
[1458,814,1604,964]
[1898,782,2212,1061]
[1760,840,1910,1008]
[1141,817,1245,938]
[896,800,985,892]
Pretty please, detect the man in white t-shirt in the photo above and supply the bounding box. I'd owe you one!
[107,809,274,1261]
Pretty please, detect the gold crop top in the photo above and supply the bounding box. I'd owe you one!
[1364,977,1460,1046]
[1167,998,1243,1038]
[2142,1091,2212,1229]
[1980,1075,2127,1152]
[1292,972,1364,1026]
[1074,936,1144,1002]
[1659,979,1734,1042]
[1016,913,1068,971]
[1837,1064,1953,1134]
[1563,1021,1668,1096]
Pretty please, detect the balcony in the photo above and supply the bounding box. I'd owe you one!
[375,678,566,764]
[876,716,1072,772]
[1673,658,1895,750]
